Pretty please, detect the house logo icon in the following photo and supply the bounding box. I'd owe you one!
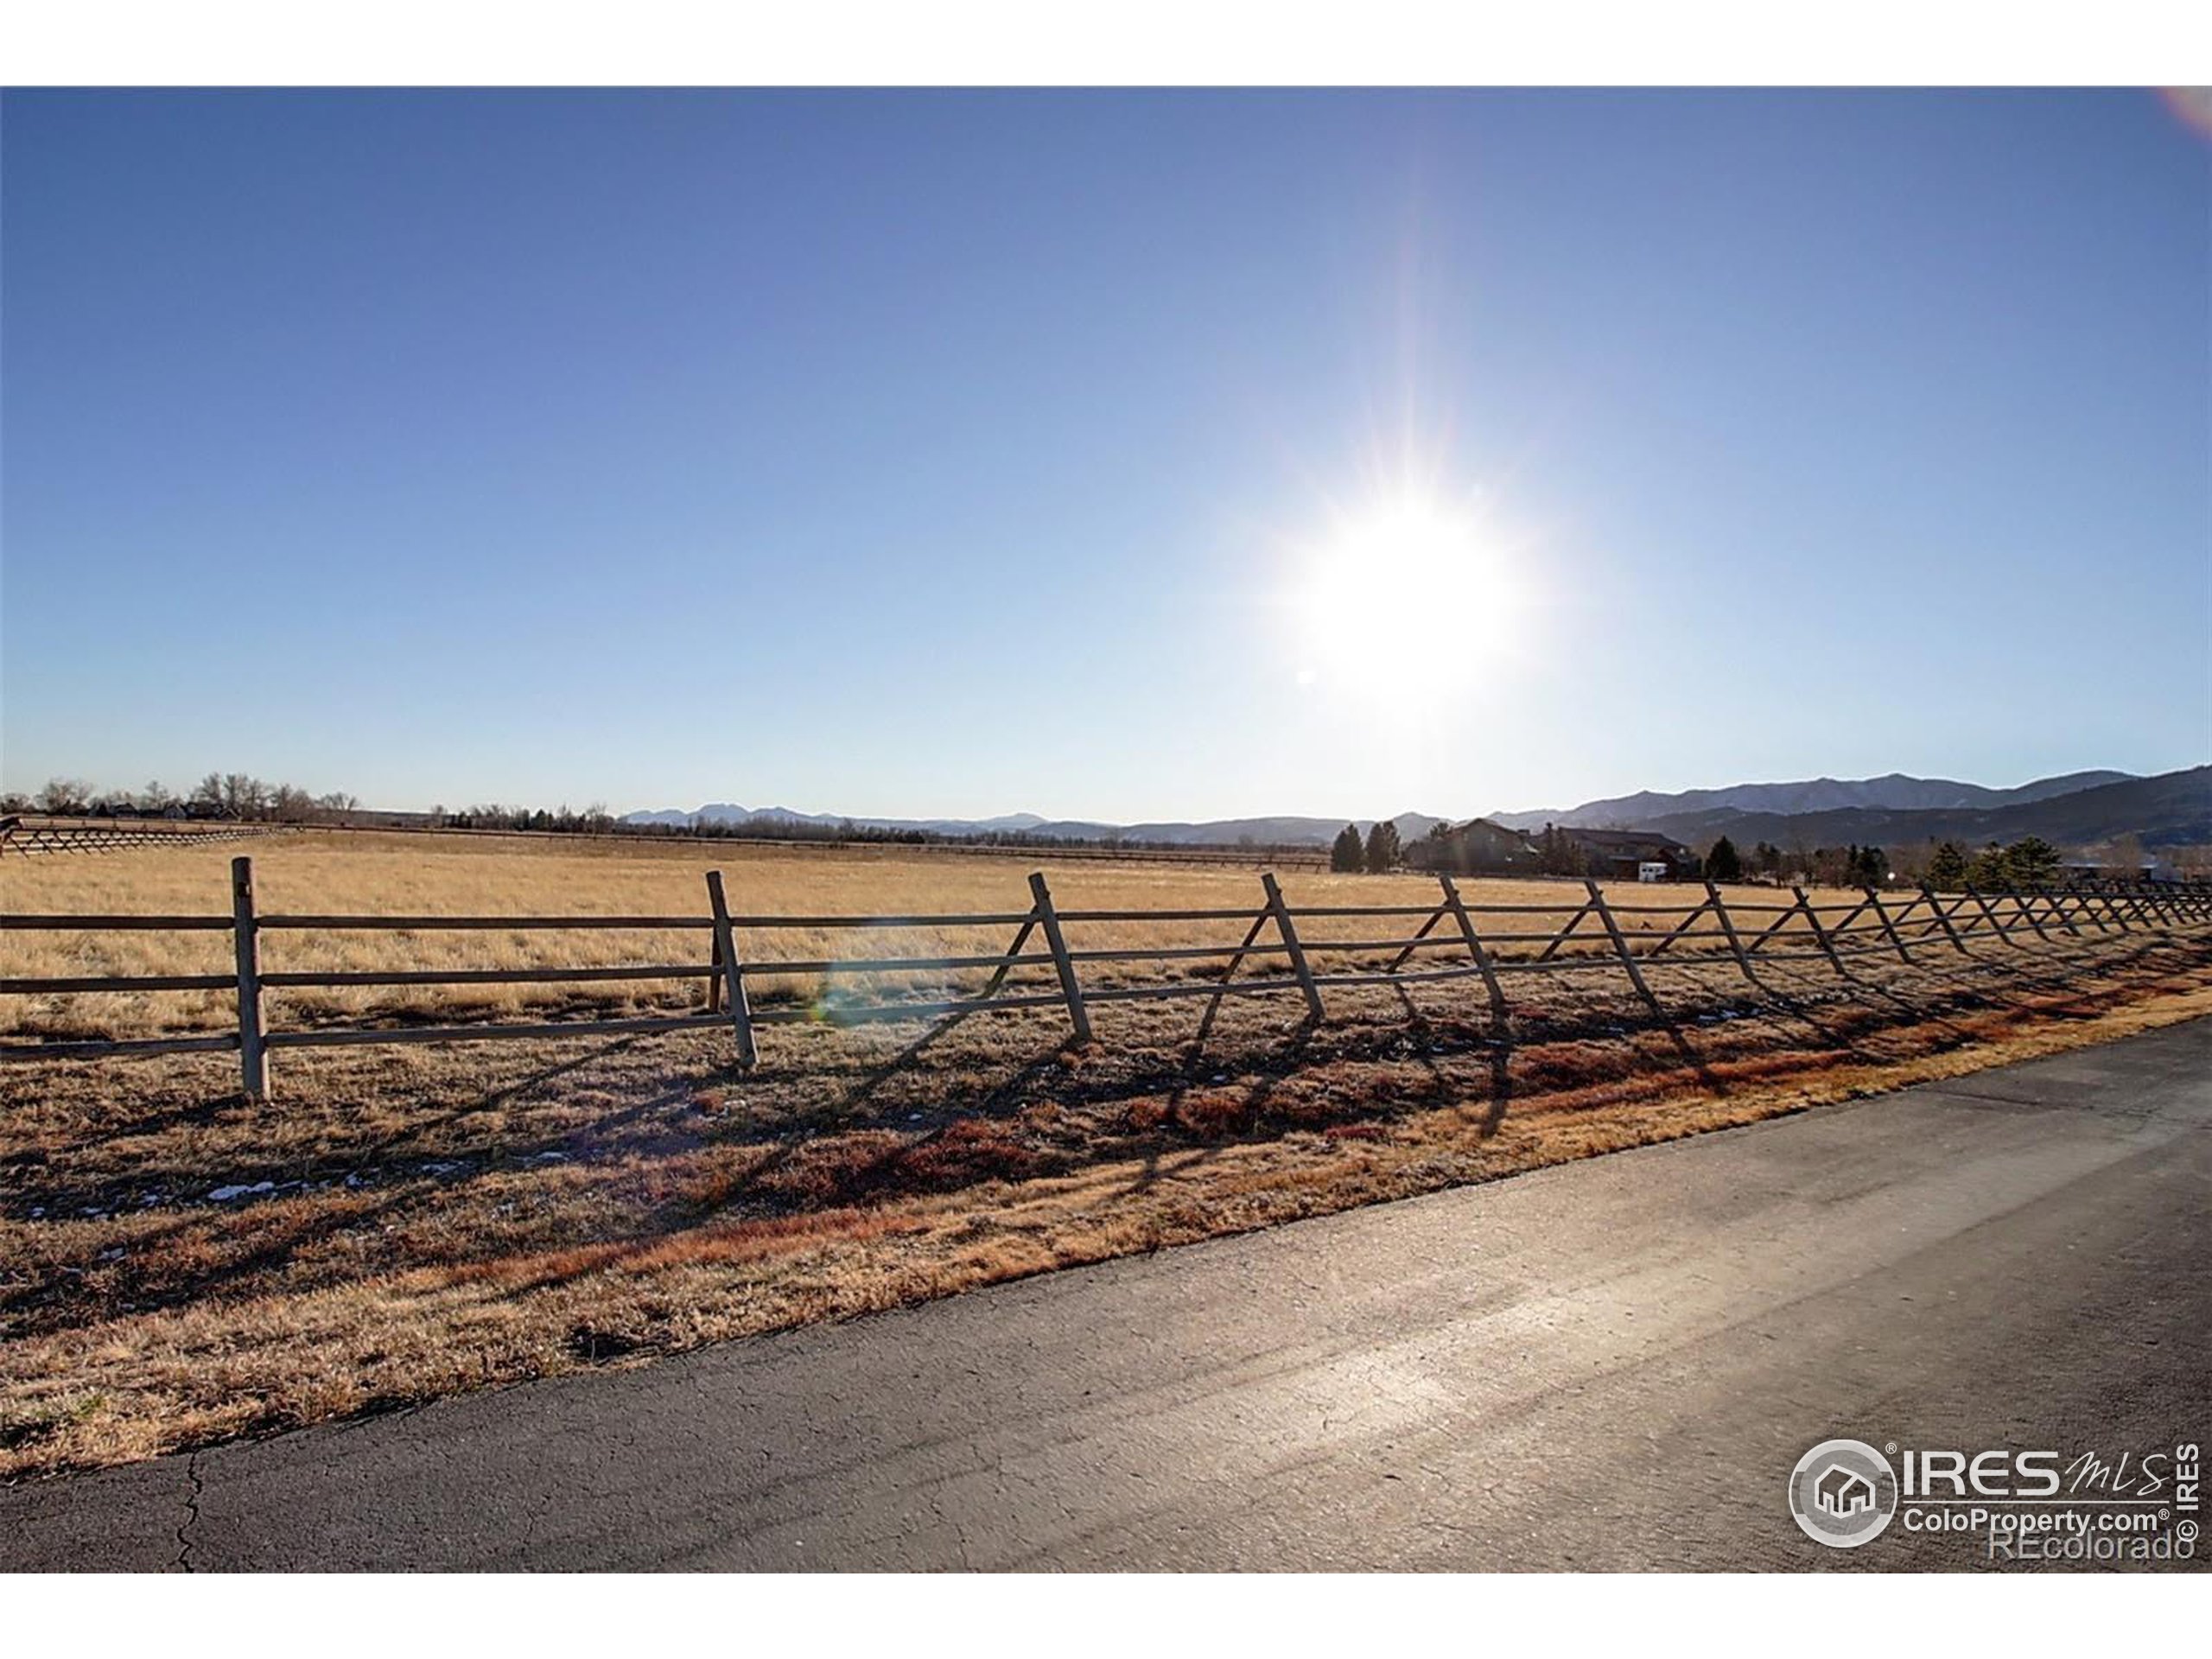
[1815,1465,1876,1519]
[1789,1440,1898,1548]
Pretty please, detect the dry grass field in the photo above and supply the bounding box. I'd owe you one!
[5,829,1868,1042]
[1,824,2208,1479]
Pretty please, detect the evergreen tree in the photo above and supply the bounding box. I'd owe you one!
[1704,835,1744,884]
[1967,842,2012,889]
[1538,823,1585,876]
[1363,818,1402,874]
[1926,841,1969,892]
[2006,836,2062,889]
[1971,836,2060,892]
[1331,823,1364,874]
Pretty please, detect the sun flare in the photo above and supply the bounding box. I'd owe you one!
[1288,489,1529,696]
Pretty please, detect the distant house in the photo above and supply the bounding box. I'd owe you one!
[1558,827,1700,880]
[1402,817,1541,876]
[2061,857,2177,885]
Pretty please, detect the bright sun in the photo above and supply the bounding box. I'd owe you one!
[1289,491,1528,696]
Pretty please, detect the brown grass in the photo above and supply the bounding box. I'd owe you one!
[3,828,1882,1040]
[4,862,2209,1480]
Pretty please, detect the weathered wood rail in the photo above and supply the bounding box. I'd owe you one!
[0,815,284,857]
[0,812,1333,870]
[3,859,2206,1098]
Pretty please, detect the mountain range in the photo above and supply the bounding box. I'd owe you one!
[622,766,2210,855]
[622,803,1446,845]
[1485,770,2136,832]
[1617,767,2209,855]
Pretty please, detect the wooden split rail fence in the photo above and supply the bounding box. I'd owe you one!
[3,858,2207,1098]
[0,816,285,857]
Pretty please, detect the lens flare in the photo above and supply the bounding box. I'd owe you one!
[2161,87,2212,140]
[1287,486,1531,699]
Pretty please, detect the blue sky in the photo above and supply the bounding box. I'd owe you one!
[3,89,2206,820]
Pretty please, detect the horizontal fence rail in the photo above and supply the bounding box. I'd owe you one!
[3,858,2208,1098]
[0,815,286,858]
[0,812,1335,870]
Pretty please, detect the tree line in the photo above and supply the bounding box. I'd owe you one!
[1923,836,2063,892]
[1699,831,2069,892]
[3,774,361,823]
[1700,836,1888,887]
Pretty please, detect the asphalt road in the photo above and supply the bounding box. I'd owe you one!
[5,1018,2208,1572]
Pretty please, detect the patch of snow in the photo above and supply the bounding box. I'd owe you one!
[207,1180,276,1202]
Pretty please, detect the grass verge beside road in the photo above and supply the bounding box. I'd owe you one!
[4,931,2209,1479]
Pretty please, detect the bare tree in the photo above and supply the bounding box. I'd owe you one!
[219,773,269,817]
[2106,832,2147,878]
[35,778,94,815]
[269,783,318,822]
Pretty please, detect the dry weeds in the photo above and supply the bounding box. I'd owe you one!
[4,901,2208,1481]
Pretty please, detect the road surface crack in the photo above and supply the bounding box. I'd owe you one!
[174,1452,204,1573]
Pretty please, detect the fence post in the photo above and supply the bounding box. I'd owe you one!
[703,870,757,1068]
[1586,878,1662,1015]
[2038,888,2082,939]
[1437,874,1510,1027]
[1193,904,1273,1045]
[1028,872,1092,1043]
[1866,888,1911,963]
[1643,888,1715,959]
[1261,872,1325,1023]
[2143,881,2178,928]
[1705,881,1761,987]
[1963,885,2022,948]
[1794,886,1848,976]
[1918,887,1969,955]
[975,908,1041,1000]
[1383,900,1446,973]
[231,855,269,1099]
[1535,890,1596,962]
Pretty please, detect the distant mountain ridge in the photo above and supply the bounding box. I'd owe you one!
[620,766,2208,855]
[1487,770,2136,832]
[1629,767,2210,855]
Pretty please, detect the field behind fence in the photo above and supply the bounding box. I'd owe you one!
[6,854,2207,1099]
